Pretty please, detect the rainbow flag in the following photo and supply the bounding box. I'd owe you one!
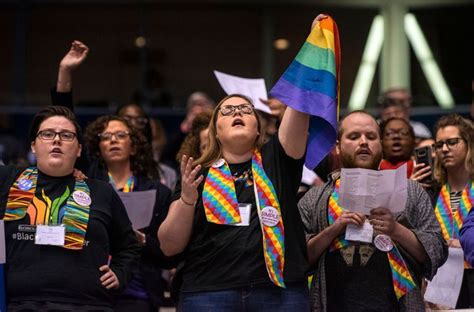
[270,15,340,170]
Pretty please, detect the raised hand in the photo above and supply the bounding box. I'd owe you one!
[57,40,89,92]
[260,98,287,121]
[60,40,89,71]
[311,14,328,31]
[180,155,203,206]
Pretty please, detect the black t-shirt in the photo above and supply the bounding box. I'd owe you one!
[172,136,309,292]
[325,245,398,312]
[0,166,140,307]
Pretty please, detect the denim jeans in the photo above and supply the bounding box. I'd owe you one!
[178,283,309,312]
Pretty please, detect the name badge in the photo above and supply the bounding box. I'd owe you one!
[345,221,374,243]
[35,225,65,246]
[232,203,251,227]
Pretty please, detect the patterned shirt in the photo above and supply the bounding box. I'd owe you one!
[298,171,448,312]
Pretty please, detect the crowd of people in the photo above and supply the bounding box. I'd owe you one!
[0,13,473,312]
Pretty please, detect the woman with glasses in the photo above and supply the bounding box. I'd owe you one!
[84,115,174,312]
[431,114,473,308]
[158,93,311,310]
[0,106,140,311]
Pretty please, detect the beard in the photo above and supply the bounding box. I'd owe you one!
[340,151,382,170]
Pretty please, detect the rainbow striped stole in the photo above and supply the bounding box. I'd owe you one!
[108,172,135,193]
[435,181,473,241]
[328,179,416,300]
[203,161,241,224]
[202,150,286,288]
[270,15,340,170]
[328,180,349,251]
[252,149,285,288]
[4,167,91,250]
[4,167,37,220]
[62,180,90,250]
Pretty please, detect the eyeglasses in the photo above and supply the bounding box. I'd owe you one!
[384,129,411,139]
[98,131,130,141]
[37,130,77,142]
[219,104,254,116]
[122,115,148,127]
[433,137,464,151]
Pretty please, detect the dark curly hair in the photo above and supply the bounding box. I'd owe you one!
[176,111,212,162]
[84,115,158,180]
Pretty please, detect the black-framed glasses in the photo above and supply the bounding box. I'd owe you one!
[433,137,464,151]
[37,130,77,142]
[98,131,130,141]
[384,129,411,139]
[122,115,148,127]
[219,104,254,116]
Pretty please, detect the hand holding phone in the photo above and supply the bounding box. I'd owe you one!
[413,146,433,185]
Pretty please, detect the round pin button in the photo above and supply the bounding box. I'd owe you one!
[373,234,393,252]
[261,206,280,227]
[212,159,226,168]
[18,179,33,191]
[72,190,92,206]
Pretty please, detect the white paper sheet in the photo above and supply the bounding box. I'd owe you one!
[302,165,318,186]
[0,221,5,264]
[424,247,465,308]
[214,70,271,114]
[339,164,408,215]
[118,190,156,230]
[345,221,374,243]
[232,203,251,227]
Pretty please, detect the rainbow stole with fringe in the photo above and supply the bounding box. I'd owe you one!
[4,167,91,250]
[328,179,416,300]
[203,149,285,288]
[435,181,473,241]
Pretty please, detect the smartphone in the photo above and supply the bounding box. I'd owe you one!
[414,146,433,184]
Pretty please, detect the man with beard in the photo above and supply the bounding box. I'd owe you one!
[379,117,416,177]
[298,111,447,311]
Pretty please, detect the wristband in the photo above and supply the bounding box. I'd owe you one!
[180,197,195,206]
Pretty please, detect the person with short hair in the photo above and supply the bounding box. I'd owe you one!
[380,117,416,177]
[0,106,140,311]
[298,110,447,311]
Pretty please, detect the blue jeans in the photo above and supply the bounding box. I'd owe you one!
[178,284,309,312]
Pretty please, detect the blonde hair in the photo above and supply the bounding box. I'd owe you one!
[195,94,265,168]
[433,114,474,185]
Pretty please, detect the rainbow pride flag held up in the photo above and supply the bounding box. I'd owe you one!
[270,15,340,170]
